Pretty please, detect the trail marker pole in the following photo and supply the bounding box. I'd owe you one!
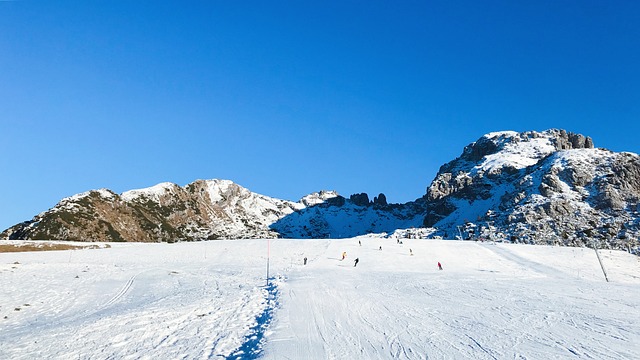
[592,240,609,282]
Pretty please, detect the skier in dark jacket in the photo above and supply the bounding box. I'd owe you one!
[354,258,359,267]
[438,262,443,270]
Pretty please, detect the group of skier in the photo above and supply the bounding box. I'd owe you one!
[304,239,444,270]
[338,251,359,267]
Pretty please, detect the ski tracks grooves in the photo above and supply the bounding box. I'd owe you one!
[465,334,498,360]
[103,273,138,308]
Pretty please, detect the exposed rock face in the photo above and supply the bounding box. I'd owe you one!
[373,193,388,207]
[349,193,370,207]
[422,129,640,251]
[553,129,594,151]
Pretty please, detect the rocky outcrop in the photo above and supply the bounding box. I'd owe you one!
[349,193,371,207]
[424,130,595,226]
[373,193,388,207]
[553,129,594,150]
[422,129,640,251]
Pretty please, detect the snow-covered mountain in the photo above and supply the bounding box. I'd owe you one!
[424,129,640,251]
[0,180,425,241]
[2,129,640,253]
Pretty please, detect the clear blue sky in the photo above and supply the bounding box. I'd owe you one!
[1,1,639,230]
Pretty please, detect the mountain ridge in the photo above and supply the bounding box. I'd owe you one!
[2,129,639,253]
[1,179,425,241]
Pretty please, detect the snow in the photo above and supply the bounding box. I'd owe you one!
[1,239,639,359]
[205,179,237,204]
[121,182,177,202]
[484,130,519,139]
[476,135,556,173]
[299,191,339,207]
[64,189,117,202]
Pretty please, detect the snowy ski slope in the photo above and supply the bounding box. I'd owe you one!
[1,239,639,359]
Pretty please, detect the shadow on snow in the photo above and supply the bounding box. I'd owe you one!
[269,195,426,239]
[225,280,278,360]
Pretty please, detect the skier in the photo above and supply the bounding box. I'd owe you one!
[358,240,361,246]
[354,258,359,267]
[341,251,347,260]
[410,249,413,256]
[379,246,382,251]
[438,262,443,270]
[303,257,307,265]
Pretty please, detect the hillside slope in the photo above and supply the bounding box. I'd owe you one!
[1,239,638,359]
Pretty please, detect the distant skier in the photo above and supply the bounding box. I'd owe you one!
[438,262,443,270]
[354,258,359,267]
[358,240,361,246]
[341,251,347,260]
[397,239,400,244]
[379,246,382,251]
[410,249,413,256]
[303,257,307,265]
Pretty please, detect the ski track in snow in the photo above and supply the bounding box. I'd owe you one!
[1,239,639,359]
[102,273,139,308]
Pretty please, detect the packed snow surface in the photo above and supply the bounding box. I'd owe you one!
[1,239,639,359]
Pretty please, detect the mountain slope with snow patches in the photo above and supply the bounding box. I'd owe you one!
[1,180,425,241]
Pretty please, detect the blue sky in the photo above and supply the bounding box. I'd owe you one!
[1,1,639,230]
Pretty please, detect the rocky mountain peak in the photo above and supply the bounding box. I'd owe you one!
[449,129,594,175]
[422,129,638,252]
[429,130,596,206]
